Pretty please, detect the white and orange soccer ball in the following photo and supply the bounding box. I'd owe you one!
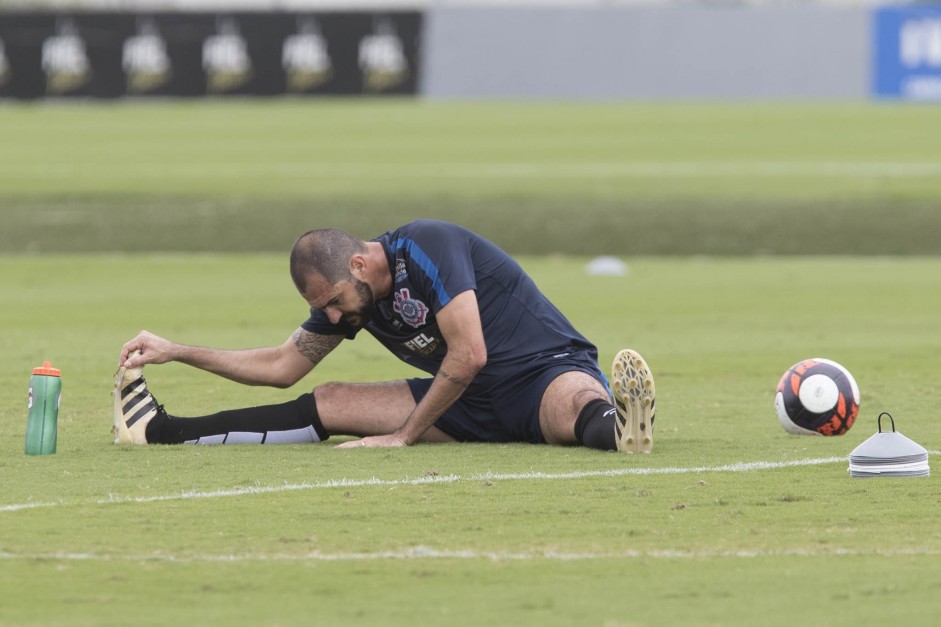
[774,358,860,436]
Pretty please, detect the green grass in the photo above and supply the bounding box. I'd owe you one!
[1,100,941,254]
[2,99,941,625]
[2,254,941,626]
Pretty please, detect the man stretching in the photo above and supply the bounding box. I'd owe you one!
[114,220,655,452]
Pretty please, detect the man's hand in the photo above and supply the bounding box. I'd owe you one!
[120,330,178,368]
[335,434,409,448]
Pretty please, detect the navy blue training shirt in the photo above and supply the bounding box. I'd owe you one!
[301,220,599,395]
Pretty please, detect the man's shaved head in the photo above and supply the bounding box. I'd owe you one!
[289,228,368,292]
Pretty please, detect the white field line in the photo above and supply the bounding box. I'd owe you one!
[3,455,938,564]
[0,455,876,514]
[5,161,941,179]
[1,546,939,563]
[4,452,938,515]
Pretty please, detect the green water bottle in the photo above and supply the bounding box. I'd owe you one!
[25,361,61,455]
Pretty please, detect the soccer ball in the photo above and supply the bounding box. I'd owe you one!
[774,358,860,436]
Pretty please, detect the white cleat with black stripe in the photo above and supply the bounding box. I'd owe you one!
[611,349,656,454]
[112,350,162,445]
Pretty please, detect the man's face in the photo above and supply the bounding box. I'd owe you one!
[304,274,376,328]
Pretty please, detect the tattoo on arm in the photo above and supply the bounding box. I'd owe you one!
[292,329,342,365]
[437,368,470,389]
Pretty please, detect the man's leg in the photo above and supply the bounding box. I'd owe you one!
[115,359,454,444]
[314,380,455,443]
[539,370,611,447]
[149,380,454,444]
[146,393,327,445]
[539,349,656,453]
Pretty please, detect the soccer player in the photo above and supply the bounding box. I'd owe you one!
[114,220,656,452]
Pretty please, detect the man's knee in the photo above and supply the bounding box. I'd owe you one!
[546,372,608,415]
[312,381,347,406]
[539,371,609,444]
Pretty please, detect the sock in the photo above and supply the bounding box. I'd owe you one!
[145,393,328,445]
[574,398,618,451]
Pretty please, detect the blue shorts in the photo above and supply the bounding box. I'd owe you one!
[406,349,610,444]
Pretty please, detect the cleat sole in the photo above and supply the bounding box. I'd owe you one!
[612,349,656,454]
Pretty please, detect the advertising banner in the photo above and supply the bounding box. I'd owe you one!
[873,5,941,100]
[0,11,422,99]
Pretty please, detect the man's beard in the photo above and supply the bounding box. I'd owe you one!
[344,277,376,327]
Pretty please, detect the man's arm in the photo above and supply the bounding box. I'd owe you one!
[120,327,342,388]
[338,290,486,447]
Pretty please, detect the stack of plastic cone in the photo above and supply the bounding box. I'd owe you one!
[848,413,929,478]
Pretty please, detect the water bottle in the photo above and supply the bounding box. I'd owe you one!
[25,361,62,455]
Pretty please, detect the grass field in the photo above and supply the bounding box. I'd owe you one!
[2,101,941,626]
[2,100,941,255]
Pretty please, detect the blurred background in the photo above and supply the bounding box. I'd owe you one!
[1,0,939,255]
[3,0,939,101]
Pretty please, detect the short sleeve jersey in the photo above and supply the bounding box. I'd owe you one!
[301,220,598,395]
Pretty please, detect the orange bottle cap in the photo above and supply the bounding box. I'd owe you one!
[33,361,61,377]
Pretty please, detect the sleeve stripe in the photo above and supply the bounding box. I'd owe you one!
[392,237,452,308]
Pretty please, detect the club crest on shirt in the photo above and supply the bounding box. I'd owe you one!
[393,288,429,328]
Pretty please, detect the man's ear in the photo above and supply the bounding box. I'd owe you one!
[349,254,368,280]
